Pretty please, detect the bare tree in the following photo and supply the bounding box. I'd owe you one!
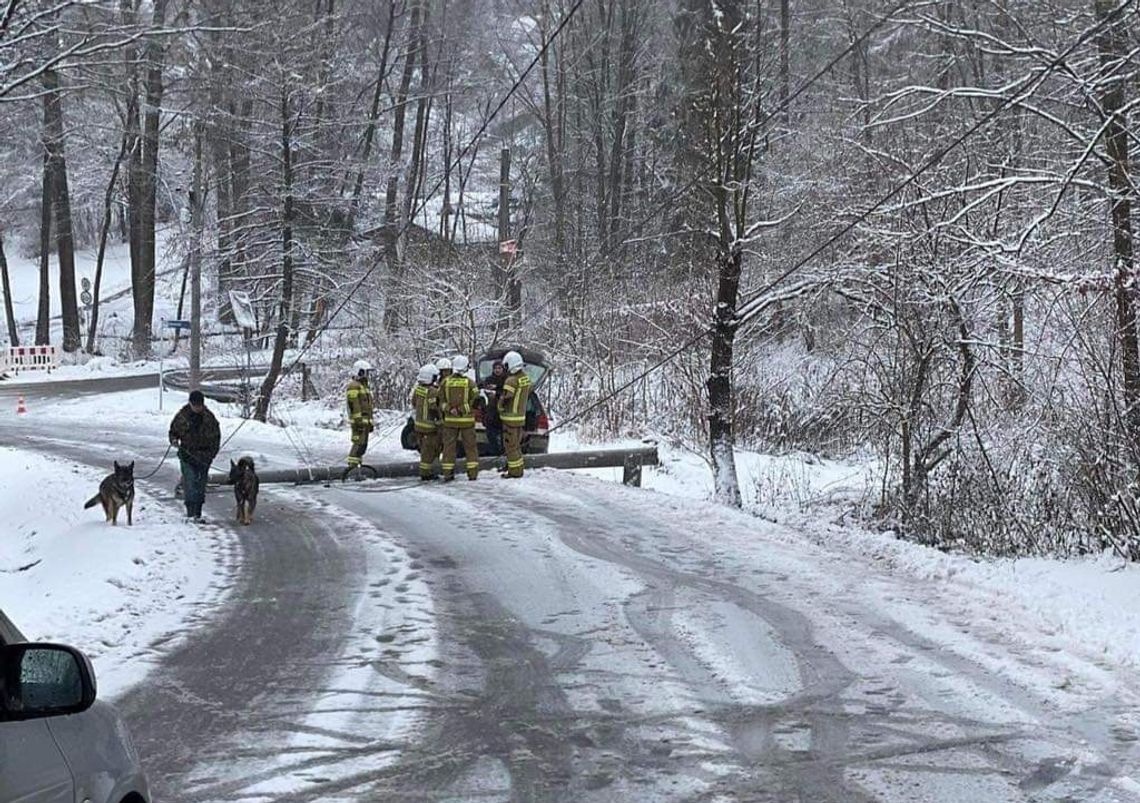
[128,0,168,357]
[42,66,80,351]
[0,231,17,346]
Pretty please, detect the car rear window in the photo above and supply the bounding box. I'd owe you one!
[477,359,547,389]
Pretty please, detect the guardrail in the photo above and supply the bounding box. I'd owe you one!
[164,368,259,403]
[208,446,660,488]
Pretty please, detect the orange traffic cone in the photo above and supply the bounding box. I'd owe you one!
[16,395,26,415]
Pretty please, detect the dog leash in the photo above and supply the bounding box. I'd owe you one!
[138,443,174,480]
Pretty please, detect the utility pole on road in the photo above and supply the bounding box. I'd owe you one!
[498,145,513,330]
[189,122,204,390]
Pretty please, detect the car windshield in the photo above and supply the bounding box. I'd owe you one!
[477,358,547,389]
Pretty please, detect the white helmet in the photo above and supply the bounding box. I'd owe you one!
[435,357,452,372]
[417,363,438,384]
[504,350,524,373]
[353,359,372,374]
[451,355,469,373]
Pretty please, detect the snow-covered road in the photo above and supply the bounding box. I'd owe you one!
[3,379,1139,801]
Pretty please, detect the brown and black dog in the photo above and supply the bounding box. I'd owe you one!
[229,456,260,525]
[83,461,135,526]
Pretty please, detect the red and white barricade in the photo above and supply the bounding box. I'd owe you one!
[6,345,58,373]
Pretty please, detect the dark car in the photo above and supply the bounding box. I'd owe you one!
[0,608,150,803]
[400,347,553,456]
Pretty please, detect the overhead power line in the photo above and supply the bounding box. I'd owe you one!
[549,0,1130,435]
[218,0,587,451]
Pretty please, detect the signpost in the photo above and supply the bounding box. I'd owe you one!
[229,291,257,417]
[160,319,191,410]
[80,277,92,332]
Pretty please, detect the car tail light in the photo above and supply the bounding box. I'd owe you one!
[537,414,549,431]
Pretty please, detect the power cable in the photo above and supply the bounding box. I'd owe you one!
[733,0,1132,328]
[214,0,588,453]
[524,0,915,324]
[548,0,1128,435]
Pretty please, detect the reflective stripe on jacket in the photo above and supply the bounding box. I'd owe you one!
[499,372,532,427]
[440,375,477,427]
[413,384,439,432]
[347,378,374,425]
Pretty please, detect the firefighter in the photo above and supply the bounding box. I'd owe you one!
[435,356,452,381]
[439,355,479,481]
[498,350,532,479]
[413,362,441,480]
[346,359,375,468]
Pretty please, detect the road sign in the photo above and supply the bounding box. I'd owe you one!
[165,319,191,331]
[80,290,92,305]
[81,277,91,291]
[229,289,257,329]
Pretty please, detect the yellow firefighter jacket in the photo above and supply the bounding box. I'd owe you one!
[346,378,374,428]
[439,374,478,428]
[499,371,532,427]
[413,383,439,433]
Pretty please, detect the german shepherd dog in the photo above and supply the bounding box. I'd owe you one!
[229,456,260,525]
[83,461,135,526]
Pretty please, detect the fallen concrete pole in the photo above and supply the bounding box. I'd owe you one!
[210,445,659,488]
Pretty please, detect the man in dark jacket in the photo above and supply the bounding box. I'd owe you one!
[481,360,507,456]
[169,390,221,520]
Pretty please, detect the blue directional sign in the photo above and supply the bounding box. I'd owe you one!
[166,319,192,331]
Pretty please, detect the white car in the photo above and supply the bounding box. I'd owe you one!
[0,609,150,803]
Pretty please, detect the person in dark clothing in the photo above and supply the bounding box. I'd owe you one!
[481,360,507,456]
[169,390,221,521]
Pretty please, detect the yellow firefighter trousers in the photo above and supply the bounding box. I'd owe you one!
[417,431,441,479]
[504,425,525,478]
[347,424,369,466]
[441,426,478,479]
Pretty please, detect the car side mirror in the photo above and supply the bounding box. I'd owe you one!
[0,643,97,721]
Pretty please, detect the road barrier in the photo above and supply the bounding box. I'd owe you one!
[2,345,58,374]
[209,446,660,488]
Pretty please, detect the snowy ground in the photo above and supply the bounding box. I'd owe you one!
[11,383,1140,685]
[2,376,1140,798]
[0,445,232,698]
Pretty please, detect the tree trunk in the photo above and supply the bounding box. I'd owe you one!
[540,0,566,260]
[708,241,744,508]
[42,67,80,352]
[0,232,18,346]
[130,0,168,357]
[607,0,637,245]
[36,149,52,346]
[402,3,433,228]
[206,35,234,318]
[441,70,454,243]
[381,0,421,332]
[229,98,254,295]
[189,122,204,388]
[87,136,129,354]
[779,0,790,118]
[347,0,398,230]
[123,0,141,328]
[1096,0,1140,443]
[255,86,296,423]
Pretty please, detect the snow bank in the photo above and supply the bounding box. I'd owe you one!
[0,446,230,698]
[558,429,1140,676]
